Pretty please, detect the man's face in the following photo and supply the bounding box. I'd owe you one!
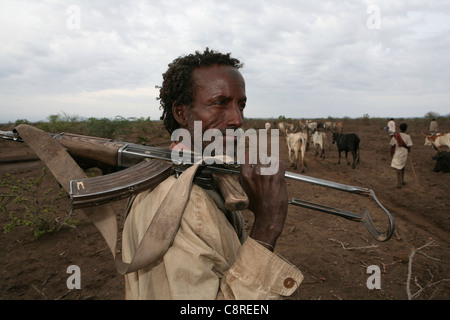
[176,64,247,153]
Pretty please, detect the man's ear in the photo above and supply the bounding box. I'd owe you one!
[172,103,188,127]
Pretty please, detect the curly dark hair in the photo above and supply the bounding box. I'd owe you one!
[158,48,243,134]
[399,123,408,132]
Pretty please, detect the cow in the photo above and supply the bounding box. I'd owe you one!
[332,133,360,168]
[333,121,343,133]
[306,120,318,132]
[278,122,287,135]
[301,120,319,151]
[278,121,297,134]
[322,121,343,134]
[432,151,450,173]
[285,132,308,172]
[429,142,450,173]
[286,122,296,133]
[312,131,326,159]
[424,133,450,151]
[265,122,271,131]
[323,121,333,131]
[298,120,307,131]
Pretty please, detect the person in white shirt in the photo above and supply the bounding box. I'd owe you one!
[429,119,438,135]
[390,123,413,188]
[387,118,396,136]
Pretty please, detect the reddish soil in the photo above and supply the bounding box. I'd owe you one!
[0,118,449,300]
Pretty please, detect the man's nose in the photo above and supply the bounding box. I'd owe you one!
[227,103,243,128]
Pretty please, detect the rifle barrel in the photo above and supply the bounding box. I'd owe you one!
[284,171,371,196]
[0,130,23,142]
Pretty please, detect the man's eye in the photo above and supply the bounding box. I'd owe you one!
[213,100,225,105]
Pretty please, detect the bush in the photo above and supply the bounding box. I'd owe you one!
[0,168,77,239]
[38,112,81,133]
[83,116,133,139]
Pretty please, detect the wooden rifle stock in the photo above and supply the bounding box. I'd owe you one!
[26,130,249,211]
[53,133,126,167]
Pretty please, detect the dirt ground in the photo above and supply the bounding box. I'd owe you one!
[0,118,449,300]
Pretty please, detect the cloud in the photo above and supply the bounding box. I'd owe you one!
[0,0,449,123]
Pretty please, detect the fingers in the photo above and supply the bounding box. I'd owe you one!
[241,151,284,176]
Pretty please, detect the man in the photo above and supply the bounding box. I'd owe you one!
[429,118,438,135]
[122,49,303,299]
[387,118,396,136]
[390,123,413,188]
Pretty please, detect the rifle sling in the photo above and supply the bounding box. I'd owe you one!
[393,133,407,149]
[15,124,199,275]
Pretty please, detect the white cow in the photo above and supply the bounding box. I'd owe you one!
[278,122,287,135]
[312,131,326,159]
[265,122,271,131]
[286,132,308,172]
[306,120,318,132]
[278,122,296,134]
[424,133,450,150]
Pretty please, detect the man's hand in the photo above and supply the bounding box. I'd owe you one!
[240,153,288,250]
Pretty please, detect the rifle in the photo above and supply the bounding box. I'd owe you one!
[0,129,23,142]
[1,125,395,242]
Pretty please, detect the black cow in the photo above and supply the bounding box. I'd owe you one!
[432,151,450,173]
[332,133,360,169]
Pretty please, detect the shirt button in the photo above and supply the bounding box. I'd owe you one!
[284,278,295,288]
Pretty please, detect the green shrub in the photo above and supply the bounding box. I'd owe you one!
[0,168,77,239]
[83,116,133,139]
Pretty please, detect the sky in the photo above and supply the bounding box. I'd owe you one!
[1,0,449,123]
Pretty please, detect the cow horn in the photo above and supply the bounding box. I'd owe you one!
[421,132,428,137]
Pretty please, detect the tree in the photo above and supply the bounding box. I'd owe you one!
[278,115,286,122]
[424,111,439,119]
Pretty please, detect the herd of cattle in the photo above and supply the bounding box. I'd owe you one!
[264,120,450,173]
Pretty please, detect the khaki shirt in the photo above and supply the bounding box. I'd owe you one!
[122,175,303,300]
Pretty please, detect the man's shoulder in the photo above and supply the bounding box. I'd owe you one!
[400,132,411,138]
[133,175,177,205]
[136,174,214,205]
